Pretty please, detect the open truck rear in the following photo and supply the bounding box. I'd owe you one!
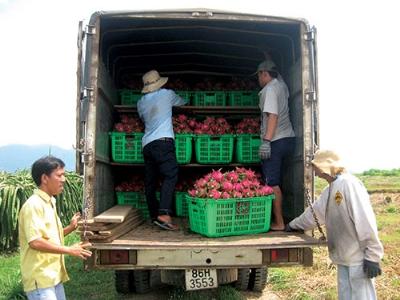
[75,9,322,294]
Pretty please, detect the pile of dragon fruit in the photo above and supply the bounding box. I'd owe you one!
[188,167,273,199]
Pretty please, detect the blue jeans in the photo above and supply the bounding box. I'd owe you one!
[261,137,295,186]
[26,282,66,300]
[143,139,178,219]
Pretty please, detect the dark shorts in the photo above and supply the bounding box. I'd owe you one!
[261,137,295,186]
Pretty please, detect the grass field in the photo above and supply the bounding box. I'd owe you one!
[1,175,399,299]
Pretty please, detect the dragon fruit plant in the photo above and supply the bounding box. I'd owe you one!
[188,167,273,199]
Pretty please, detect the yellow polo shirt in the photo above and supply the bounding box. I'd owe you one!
[18,189,69,292]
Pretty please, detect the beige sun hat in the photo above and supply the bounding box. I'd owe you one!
[141,70,168,93]
[311,149,346,176]
[256,59,277,73]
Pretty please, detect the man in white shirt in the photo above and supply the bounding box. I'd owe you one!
[286,150,383,299]
[257,59,295,231]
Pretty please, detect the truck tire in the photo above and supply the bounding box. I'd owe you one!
[160,270,185,287]
[133,270,152,294]
[248,267,268,292]
[235,268,251,291]
[217,268,238,284]
[115,270,134,294]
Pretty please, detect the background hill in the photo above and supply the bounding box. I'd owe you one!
[0,144,75,172]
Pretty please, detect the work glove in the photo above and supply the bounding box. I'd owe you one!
[259,139,271,160]
[284,224,294,232]
[284,224,302,233]
[363,259,382,278]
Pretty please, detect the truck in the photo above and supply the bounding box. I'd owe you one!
[76,9,322,294]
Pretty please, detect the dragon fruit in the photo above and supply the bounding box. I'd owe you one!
[188,167,273,199]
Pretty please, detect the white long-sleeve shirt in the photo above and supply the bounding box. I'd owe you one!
[289,173,383,266]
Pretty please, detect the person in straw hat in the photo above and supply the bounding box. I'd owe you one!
[137,70,188,231]
[286,149,383,299]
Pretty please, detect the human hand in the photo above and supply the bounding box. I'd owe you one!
[259,140,271,160]
[284,224,294,232]
[68,241,92,259]
[363,259,382,278]
[70,212,81,230]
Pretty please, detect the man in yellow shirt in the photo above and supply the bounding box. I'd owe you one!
[19,156,92,300]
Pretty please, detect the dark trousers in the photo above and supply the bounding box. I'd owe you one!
[143,139,178,219]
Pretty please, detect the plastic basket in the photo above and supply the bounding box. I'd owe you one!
[192,91,226,106]
[194,134,234,164]
[110,132,144,163]
[235,134,261,163]
[175,134,193,164]
[116,191,149,218]
[187,195,274,237]
[227,91,259,106]
[119,90,142,105]
[116,191,160,219]
[175,192,189,217]
[176,91,193,104]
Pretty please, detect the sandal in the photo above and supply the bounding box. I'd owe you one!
[154,219,179,231]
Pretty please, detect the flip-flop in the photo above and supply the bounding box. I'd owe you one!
[154,219,178,231]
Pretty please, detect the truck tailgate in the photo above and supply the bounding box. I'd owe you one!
[91,220,324,250]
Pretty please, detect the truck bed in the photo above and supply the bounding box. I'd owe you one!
[92,219,323,250]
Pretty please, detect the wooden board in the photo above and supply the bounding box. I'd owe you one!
[87,217,144,242]
[78,209,142,231]
[93,205,133,223]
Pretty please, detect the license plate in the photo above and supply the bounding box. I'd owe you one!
[185,268,218,291]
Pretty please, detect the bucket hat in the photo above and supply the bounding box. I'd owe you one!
[256,59,277,73]
[311,150,346,176]
[142,70,168,93]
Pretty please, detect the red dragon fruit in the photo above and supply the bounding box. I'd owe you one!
[188,167,273,199]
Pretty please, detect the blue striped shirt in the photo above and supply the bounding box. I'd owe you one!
[137,88,187,147]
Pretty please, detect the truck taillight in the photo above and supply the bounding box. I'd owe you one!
[262,248,313,266]
[99,250,137,265]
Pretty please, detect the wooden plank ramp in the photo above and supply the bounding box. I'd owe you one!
[93,205,133,223]
[78,206,143,242]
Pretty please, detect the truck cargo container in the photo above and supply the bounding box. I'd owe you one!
[76,9,323,293]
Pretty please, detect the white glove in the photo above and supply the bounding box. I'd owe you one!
[259,139,271,160]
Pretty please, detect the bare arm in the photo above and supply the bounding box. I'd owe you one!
[29,238,92,260]
[263,113,278,141]
[63,212,80,236]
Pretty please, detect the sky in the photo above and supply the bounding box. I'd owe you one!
[0,0,399,173]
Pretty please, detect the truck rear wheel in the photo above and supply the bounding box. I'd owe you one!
[235,268,251,291]
[133,270,152,294]
[115,270,135,294]
[248,267,268,292]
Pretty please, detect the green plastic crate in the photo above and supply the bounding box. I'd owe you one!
[227,91,259,106]
[110,132,144,163]
[116,191,160,219]
[187,195,274,237]
[194,134,234,164]
[175,192,189,217]
[192,91,226,106]
[235,134,261,163]
[119,89,142,105]
[176,91,193,104]
[116,191,149,218]
[175,134,193,164]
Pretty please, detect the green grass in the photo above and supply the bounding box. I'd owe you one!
[314,174,400,195]
[0,252,24,299]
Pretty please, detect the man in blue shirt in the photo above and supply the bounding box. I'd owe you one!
[137,70,188,230]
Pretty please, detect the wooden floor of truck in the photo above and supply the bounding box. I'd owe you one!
[91,219,324,249]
